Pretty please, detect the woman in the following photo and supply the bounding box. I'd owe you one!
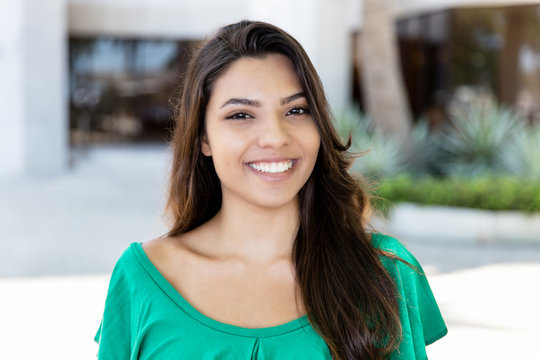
[95,20,447,359]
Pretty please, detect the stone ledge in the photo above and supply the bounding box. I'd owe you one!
[373,203,540,244]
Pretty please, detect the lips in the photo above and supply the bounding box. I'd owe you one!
[247,160,296,174]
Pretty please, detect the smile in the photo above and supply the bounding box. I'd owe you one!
[247,160,295,174]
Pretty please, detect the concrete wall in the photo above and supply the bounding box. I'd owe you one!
[0,1,25,178]
[68,0,251,38]
[0,0,67,179]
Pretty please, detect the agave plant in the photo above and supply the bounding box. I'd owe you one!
[504,122,540,179]
[402,117,446,176]
[440,102,526,177]
[333,107,405,180]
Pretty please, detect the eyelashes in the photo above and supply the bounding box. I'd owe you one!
[287,107,311,116]
[225,107,311,120]
[226,112,253,120]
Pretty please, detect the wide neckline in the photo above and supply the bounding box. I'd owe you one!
[131,242,310,338]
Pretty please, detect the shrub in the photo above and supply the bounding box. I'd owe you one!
[334,104,540,214]
[374,174,540,213]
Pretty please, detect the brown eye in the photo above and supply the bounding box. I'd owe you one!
[226,112,253,120]
[287,107,310,116]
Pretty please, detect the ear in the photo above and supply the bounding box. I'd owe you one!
[201,135,212,156]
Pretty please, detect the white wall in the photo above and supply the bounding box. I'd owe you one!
[68,0,251,38]
[0,1,26,177]
[25,0,68,175]
[0,0,67,178]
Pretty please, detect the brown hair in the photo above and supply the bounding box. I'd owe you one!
[165,20,401,359]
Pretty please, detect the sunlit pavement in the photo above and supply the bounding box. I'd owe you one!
[1,146,539,359]
[0,275,108,360]
[426,263,540,359]
[0,146,170,278]
[408,241,540,359]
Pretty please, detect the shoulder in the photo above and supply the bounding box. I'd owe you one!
[370,232,420,267]
[139,231,218,291]
[111,242,141,272]
[142,219,223,266]
[106,237,183,291]
[142,231,211,268]
[105,242,149,290]
[369,232,427,289]
[142,236,180,264]
[371,233,448,351]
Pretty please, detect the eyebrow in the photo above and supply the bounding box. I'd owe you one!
[281,92,306,105]
[220,92,306,109]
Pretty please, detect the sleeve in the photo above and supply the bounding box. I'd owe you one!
[376,235,448,359]
[94,253,133,359]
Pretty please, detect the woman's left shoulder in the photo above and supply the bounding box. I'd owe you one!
[370,232,449,353]
[369,232,420,267]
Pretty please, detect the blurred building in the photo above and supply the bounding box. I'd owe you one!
[1,0,540,178]
[384,0,540,129]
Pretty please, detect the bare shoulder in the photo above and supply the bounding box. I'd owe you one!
[142,224,217,268]
[140,225,223,303]
[142,236,177,260]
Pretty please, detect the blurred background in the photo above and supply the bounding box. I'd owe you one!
[1,0,539,358]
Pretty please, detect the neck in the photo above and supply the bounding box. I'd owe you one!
[209,197,300,266]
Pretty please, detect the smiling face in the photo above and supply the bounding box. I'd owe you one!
[202,54,321,210]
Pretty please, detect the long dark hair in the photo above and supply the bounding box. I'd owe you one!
[165,20,401,359]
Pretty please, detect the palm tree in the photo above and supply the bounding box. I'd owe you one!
[358,0,412,140]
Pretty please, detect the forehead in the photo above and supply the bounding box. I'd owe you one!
[209,54,302,101]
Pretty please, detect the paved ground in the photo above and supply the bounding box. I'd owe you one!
[406,241,540,359]
[1,146,539,359]
[0,145,170,277]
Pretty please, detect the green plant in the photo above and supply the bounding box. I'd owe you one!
[334,102,539,187]
[504,123,540,179]
[375,174,540,213]
[402,118,446,176]
[333,107,406,180]
[441,102,526,177]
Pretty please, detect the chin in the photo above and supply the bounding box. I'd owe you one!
[248,193,299,210]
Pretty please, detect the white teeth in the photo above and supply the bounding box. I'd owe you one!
[249,160,294,173]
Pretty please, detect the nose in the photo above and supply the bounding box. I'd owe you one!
[257,114,292,149]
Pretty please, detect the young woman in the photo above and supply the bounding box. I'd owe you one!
[95,20,447,359]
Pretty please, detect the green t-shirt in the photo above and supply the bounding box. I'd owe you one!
[95,233,447,359]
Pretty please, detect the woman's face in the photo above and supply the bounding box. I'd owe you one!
[202,54,321,210]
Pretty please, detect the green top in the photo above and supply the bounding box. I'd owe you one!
[95,233,447,359]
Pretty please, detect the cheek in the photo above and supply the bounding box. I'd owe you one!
[207,129,248,167]
[304,126,321,160]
